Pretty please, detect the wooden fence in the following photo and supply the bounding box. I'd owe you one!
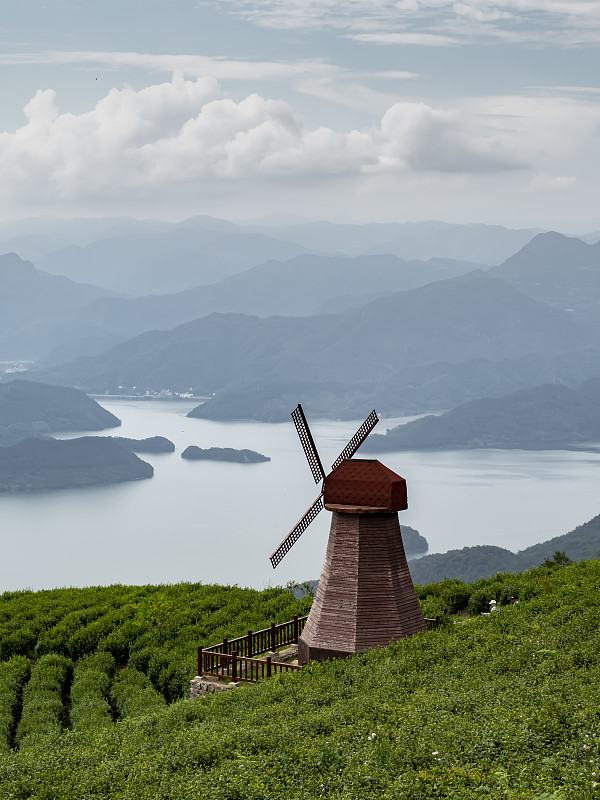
[201,615,307,661]
[198,615,307,682]
[198,650,302,683]
[198,614,440,684]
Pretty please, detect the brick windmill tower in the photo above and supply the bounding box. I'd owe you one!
[270,405,426,665]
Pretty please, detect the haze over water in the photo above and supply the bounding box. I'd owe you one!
[3,399,599,592]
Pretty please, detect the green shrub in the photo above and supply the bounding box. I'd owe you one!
[128,645,157,674]
[70,652,116,732]
[0,656,30,752]
[15,653,71,748]
[440,580,471,613]
[110,669,165,719]
[467,588,491,616]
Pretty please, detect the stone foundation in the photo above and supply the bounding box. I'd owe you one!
[189,676,239,700]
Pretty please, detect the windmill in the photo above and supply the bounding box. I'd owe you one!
[270,404,427,664]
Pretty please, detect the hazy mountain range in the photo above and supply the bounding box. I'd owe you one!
[4,251,482,365]
[0,215,542,266]
[29,270,598,419]
[1,219,600,425]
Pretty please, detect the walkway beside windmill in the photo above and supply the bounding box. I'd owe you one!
[190,613,440,697]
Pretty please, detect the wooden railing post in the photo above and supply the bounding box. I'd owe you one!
[247,630,253,659]
[270,622,276,651]
[232,651,238,682]
[435,616,440,629]
[198,647,203,675]
[293,615,299,643]
[222,637,228,655]
[266,656,271,679]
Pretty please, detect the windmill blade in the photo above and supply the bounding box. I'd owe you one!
[331,409,379,472]
[291,404,326,484]
[270,495,324,568]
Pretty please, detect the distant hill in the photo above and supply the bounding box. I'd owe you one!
[0,436,153,492]
[181,446,270,463]
[37,227,309,296]
[409,513,600,584]
[30,274,593,410]
[0,381,120,440]
[364,379,600,452]
[0,253,114,360]
[183,349,600,422]
[489,231,600,317]
[110,436,175,454]
[11,252,485,366]
[247,219,539,264]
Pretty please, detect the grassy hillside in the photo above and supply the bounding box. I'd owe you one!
[1,563,600,797]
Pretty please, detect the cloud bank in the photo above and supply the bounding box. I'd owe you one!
[215,0,600,45]
[0,73,597,224]
[0,74,522,204]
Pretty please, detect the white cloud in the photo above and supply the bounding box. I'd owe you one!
[377,102,523,171]
[0,49,419,118]
[347,32,461,46]
[0,74,597,225]
[530,172,577,188]
[0,75,524,207]
[213,0,600,45]
[0,50,346,82]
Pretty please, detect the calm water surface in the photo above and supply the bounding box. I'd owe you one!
[2,399,600,591]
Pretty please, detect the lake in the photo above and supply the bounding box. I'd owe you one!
[3,399,600,592]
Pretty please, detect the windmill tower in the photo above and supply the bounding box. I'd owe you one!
[270,405,427,665]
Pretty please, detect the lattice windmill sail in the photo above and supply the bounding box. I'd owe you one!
[270,405,378,568]
[270,404,427,664]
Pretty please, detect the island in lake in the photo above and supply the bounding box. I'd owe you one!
[181,446,270,463]
[0,436,153,493]
[111,436,175,453]
[0,379,120,446]
[364,378,600,452]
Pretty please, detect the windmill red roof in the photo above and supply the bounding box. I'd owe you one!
[323,458,408,511]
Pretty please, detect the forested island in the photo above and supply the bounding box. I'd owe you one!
[0,380,120,446]
[0,436,153,493]
[365,378,600,452]
[402,525,429,557]
[110,436,175,453]
[181,446,270,463]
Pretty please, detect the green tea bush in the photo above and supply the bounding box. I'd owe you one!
[467,588,492,615]
[2,563,600,797]
[440,579,471,613]
[68,607,134,660]
[70,652,116,732]
[110,669,165,719]
[15,653,71,749]
[128,645,156,674]
[0,583,311,667]
[0,628,37,659]
[0,656,30,752]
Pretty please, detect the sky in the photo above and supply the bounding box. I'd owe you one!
[0,0,599,229]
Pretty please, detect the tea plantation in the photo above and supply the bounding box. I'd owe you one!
[1,562,600,798]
